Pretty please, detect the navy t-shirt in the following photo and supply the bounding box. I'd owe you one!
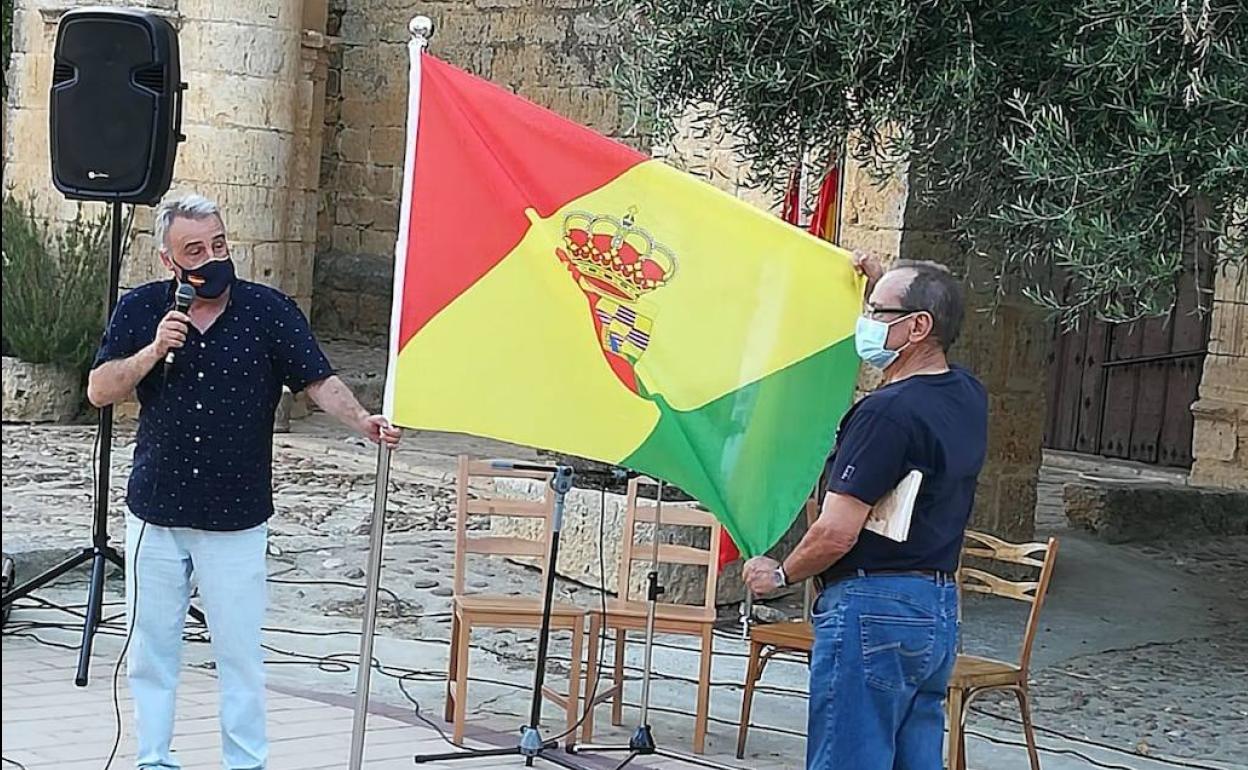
[820,366,987,581]
[92,279,334,531]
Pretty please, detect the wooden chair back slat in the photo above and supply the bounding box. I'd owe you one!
[957,529,1059,675]
[632,504,716,527]
[464,499,550,517]
[628,543,714,566]
[463,537,547,558]
[963,530,1048,568]
[958,567,1038,602]
[453,455,555,597]
[618,476,721,611]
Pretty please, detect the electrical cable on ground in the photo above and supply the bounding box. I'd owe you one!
[6,598,1230,770]
[102,520,145,770]
[4,417,1230,770]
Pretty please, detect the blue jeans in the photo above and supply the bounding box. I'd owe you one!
[807,573,959,770]
[126,515,268,769]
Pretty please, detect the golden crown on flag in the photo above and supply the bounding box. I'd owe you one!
[560,209,677,302]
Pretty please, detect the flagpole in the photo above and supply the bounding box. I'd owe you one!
[347,15,433,770]
[348,443,393,770]
[382,15,431,421]
[797,145,811,229]
[831,142,848,245]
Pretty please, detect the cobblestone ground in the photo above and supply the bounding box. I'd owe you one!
[973,624,1247,763]
[3,422,1246,765]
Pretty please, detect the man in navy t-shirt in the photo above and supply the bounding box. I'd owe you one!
[88,193,402,770]
[745,255,987,770]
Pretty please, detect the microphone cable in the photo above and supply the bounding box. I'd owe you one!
[104,275,183,770]
[101,519,145,770]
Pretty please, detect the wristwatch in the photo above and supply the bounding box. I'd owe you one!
[773,565,788,589]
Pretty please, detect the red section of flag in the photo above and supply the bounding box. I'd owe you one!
[807,164,842,242]
[717,528,742,573]
[398,54,645,348]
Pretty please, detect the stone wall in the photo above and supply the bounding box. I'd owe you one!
[1191,262,1248,490]
[3,0,330,311]
[805,158,1048,543]
[897,199,1048,542]
[312,0,628,341]
[1065,480,1248,543]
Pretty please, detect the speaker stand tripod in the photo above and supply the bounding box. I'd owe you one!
[571,480,738,770]
[0,201,203,686]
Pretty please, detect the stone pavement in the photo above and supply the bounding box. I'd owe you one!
[1,628,510,770]
[1,624,740,770]
[4,419,1247,769]
[4,602,1242,770]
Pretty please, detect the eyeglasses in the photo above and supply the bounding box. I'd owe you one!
[864,304,921,319]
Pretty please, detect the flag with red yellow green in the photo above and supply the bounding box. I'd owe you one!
[384,52,863,557]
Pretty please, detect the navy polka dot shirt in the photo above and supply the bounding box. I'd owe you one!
[92,279,334,531]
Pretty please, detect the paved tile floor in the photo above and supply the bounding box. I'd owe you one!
[0,632,692,770]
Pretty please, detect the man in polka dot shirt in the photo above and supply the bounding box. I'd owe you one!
[87,193,402,770]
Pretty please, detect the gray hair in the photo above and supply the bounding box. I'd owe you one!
[154,193,222,250]
[894,260,965,351]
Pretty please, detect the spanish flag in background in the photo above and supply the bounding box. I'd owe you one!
[384,50,862,558]
[716,162,844,569]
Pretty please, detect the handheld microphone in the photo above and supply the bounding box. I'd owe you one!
[165,283,196,370]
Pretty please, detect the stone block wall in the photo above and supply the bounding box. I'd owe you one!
[3,0,330,312]
[949,298,1049,540]
[897,202,1048,542]
[1065,480,1248,542]
[1191,262,1248,490]
[791,154,1047,542]
[313,0,629,339]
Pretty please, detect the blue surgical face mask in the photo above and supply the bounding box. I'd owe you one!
[855,314,915,369]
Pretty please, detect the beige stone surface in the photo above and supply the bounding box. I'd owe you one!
[1,357,84,424]
[1191,264,1248,490]
[3,0,330,310]
[317,0,629,262]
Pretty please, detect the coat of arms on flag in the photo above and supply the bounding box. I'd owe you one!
[557,208,676,395]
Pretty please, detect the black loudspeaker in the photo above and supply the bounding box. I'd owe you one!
[50,8,186,205]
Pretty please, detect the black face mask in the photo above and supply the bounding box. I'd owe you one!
[175,257,235,299]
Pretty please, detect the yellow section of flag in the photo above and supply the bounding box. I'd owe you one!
[388,202,661,463]
[390,160,863,455]
[570,162,862,411]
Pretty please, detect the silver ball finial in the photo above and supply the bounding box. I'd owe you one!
[409,16,434,41]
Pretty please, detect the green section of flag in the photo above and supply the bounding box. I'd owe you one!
[623,337,859,556]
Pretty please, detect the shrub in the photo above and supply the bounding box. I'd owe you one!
[1,196,111,378]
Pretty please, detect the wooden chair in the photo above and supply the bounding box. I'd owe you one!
[444,456,586,747]
[581,477,723,753]
[947,531,1060,770]
[735,497,820,759]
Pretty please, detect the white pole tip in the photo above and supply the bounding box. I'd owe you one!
[409,16,434,40]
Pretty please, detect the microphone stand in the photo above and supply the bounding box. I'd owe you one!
[411,461,594,769]
[571,480,738,770]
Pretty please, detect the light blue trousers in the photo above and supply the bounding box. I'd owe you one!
[126,514,268,770]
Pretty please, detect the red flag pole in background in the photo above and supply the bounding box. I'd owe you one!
[719,152,845,578]
[780,167,802,226]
